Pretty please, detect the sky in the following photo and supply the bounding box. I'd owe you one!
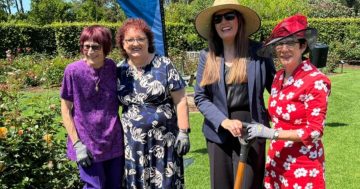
[10,0,31,13]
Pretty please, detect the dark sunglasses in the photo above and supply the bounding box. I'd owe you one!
[81,44,102,51]
[213,12,237,24]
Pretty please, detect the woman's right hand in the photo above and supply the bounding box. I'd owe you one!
[221,119,243,137]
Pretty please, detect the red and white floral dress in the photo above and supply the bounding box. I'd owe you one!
[264,59,331,189]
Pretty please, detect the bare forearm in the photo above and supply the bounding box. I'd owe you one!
[276,129,302,142]
[61,99,79,144]
[176,97,190,130]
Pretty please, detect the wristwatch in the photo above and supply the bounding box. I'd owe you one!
[272,129,279,140]
[179,128,191,133]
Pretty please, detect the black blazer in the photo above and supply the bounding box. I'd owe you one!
[194,41,276,144]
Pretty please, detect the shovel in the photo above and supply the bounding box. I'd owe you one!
[234,122,254,189]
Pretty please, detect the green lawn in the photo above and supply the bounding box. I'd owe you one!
[20,68,360,188]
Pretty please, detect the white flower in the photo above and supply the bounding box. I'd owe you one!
[284,141,294,148]
[293,183,302,189]
[271,88,278,97]
[294,119,302,125]
[264,182,271,189]
[286,92,295,100]
[297,129,304,137]
[279,92,285,100]
[286,155,296,163]
[302,63,313,71]
[148,126,165,141]
[275,151,280,158]
[311,108,321,116]
[309,151,318,159]
[286,104,296,113]
[305,94,314,102]
[279,175,289,187]
[150,168,163,188]
[294,79,304,88]
[310,71,321,76]
[273,117,279,124]
[156,104,173,119]
[266,156,271,164]
[294,168,308,178]
[309,168,320,177]
[276,107,283,115]
[271,159,276,167]
[130,127,147,144]
[125,146,135,161]
[165,162,175,177]
[299,146,310,155]
[168,68,180,81]
[311,131,321,141]
[274,182,280,189]
[283,162,291,170]
[150,145,165,159]
[282,113,290,120]
[318,148,323,157]
[314,80,327,92]
[299,94,306,101]
[284,76,294,86]
[147,80,165,95]
[163,132,176,147]
[271,170,276,177]
[305,183,313,189]
[139,74,153,88]
[125,106,143,121]
[270,100,277,107]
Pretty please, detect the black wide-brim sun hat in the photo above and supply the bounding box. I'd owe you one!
[194,0,261,40]
[257,14,318,58]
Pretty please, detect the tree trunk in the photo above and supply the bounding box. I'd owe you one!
[14,0,19,13]
[6,0,11,14]
[19,0,24,13]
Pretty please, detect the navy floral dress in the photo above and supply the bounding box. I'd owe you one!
[117,55,186,189]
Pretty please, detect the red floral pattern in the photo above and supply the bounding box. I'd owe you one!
[265,59,331,189]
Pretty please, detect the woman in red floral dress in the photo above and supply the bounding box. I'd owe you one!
[246,14,331,189]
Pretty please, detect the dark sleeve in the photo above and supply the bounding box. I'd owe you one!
[264,57,276,93]
[166,57,186,92]
[194,50,227,132]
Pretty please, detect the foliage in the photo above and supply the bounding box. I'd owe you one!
[241,0,309,20]
[28,0,76,25]
[0,86,81,188]
[308,0,354,18]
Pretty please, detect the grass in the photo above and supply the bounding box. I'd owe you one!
[19,68,360,188]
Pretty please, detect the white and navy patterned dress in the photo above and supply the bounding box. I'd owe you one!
[265,59,331,189]
[117,55,186,189]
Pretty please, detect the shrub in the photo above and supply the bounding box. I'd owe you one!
[0,86,81,188]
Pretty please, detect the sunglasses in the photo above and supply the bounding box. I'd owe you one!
[213,12,237,24]
[81,44,102,51]
[273,40,300,52]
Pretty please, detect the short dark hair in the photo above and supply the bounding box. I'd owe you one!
[116,18,155,58]
[79,25,112,56]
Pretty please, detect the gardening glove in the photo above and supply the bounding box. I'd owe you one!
[246,123,275,140]
[175,131,190,156]
[74,140,93,168]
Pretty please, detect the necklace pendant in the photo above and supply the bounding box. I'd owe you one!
[95,85,99,92]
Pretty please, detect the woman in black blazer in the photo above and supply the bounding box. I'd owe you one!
[193,0,276,188]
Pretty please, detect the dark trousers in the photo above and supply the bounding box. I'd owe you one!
[207,137,265,189]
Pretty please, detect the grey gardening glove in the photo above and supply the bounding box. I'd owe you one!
[175,131,190,156]
[74,140,93,167]
[246,123,275,140]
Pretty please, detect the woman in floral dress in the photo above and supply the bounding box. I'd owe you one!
[115,18,190,189]
[247,14,331,189]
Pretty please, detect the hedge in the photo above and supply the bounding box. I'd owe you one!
[0,18,359,59]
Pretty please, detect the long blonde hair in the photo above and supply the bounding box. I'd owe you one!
[200,11,249,87]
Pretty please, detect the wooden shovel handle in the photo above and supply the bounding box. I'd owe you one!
[234,161,246,189]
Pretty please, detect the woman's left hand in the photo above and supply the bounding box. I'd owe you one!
[175,131,190,156]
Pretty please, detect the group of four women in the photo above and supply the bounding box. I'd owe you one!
[60,0,331,188]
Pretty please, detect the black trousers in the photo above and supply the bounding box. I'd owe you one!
[207,111,265,189]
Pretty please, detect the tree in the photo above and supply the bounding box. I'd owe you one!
[28,0,75,25]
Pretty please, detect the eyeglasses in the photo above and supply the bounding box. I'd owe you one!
[274,40,299,52]
[81,44,102,51]
[213,12,236,24]
[124,37,147,44]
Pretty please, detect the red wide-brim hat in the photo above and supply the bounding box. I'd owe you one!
[257,14,318,57]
